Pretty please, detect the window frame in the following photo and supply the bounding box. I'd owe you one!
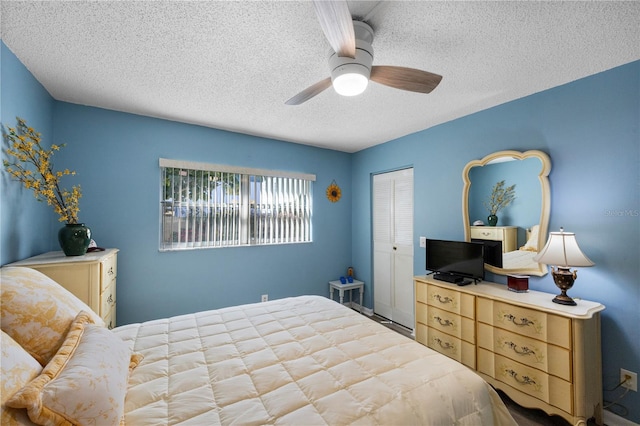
[159,158,315,251]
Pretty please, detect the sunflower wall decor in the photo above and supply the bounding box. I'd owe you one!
[326,180,341,202]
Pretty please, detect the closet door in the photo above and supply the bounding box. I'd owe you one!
[373,168,414,329]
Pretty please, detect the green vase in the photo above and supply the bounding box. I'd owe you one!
[58,223,91,256]
[487,214,498,226]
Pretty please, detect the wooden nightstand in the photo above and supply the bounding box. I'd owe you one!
[470,225,518,252]
[7,249,119,328]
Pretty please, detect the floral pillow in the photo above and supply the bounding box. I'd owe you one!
[1,330,42,425]
[7,311,140,426]
[0,266,104,366]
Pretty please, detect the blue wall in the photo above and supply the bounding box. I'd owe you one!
[2,40,639,422]
[468,158,541,224]
[0,43,57,262]
[51,104,353,322]
[1,42,354,325]
[352,60,640,422]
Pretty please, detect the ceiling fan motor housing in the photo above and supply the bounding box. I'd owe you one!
[329,21,374,96]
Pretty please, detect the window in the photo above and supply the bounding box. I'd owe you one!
[159,159,315,250]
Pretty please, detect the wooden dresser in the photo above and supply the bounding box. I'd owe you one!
[414,275,605,426]
[470,225,518,252]
[7,249,119,329]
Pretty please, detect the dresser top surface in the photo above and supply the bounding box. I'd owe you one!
[5,248,118,266]
[415,275,605,318]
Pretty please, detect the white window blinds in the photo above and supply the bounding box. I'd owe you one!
[160,159,314,251]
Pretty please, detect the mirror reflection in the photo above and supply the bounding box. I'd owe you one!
[462,150,551,276]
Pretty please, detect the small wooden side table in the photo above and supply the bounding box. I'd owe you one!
[329,279,364,313]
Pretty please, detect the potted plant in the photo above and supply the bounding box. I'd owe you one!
[3,117,90,255]
[484,180,516,226]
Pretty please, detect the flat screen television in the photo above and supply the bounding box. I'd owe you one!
[425,239,485,284]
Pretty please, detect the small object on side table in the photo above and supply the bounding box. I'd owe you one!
[507,274,529,292]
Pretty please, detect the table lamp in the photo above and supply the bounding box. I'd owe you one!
[533,228,594,305]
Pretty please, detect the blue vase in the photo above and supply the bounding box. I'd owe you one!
[58,223,91,256]
[487,215,498,226]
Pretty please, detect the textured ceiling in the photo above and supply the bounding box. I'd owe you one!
[2,1,639,153]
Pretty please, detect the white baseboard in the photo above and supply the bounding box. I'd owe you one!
[345,301,373,316]
[604,410,639,426]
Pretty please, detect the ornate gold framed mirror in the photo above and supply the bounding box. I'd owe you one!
[462,150,551,276]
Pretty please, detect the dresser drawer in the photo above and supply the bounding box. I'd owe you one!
[103,305,116,330]
[416,280,428,304]
[100,281,116,319]
[416,323,475,368]
[425,306,475,343]
[426,285,475,319]
[101,254,117,292]
[477,323,571,381]
[471,227,500,240]
[478,349,573,414]
[477,298,571,349]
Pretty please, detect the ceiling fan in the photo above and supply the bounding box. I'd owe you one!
[285,0,443,105]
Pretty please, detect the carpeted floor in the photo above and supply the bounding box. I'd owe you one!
[368,313,573,426]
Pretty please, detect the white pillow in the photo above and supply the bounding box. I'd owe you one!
[1,331,42,425]
[7,312,141,426]
[0,266,104,366]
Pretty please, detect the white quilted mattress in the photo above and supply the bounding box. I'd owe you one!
[502,249,539,270]
[113,295,516,425]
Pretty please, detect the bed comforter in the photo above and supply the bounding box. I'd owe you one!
[502,249,539,270]
[113,295,516,425]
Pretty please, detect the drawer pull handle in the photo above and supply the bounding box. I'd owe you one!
[107,267,114,276]
[434,316,453,327]
[504,313,534,327]
[434,337,454,350]
[107,320,113,330]
[107,294,113,304]
[506,369,536,386]
[506,341,536,357]
[434,294,453,304]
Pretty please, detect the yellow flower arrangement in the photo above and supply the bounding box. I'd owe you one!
[326,181,341,203]
[3,118,81,224]
[484,180,516,215]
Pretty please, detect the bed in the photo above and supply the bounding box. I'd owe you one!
[501,224,540,270]
[1,266,516,425]
[501,248,539,270]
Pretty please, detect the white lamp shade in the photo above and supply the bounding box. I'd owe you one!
[533,230,595,267]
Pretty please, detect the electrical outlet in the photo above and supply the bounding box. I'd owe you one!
[621,369,637,391]
[261,294,268,302]
[420,236,427,248]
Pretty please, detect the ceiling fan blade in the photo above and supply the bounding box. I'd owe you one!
[285,77,333,105]
[370,66,443,94]
[313,0,355,58]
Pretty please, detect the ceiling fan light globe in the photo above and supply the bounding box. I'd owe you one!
[333,72,369,96]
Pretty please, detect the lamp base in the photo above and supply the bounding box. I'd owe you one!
[551,267,578,306]
[552,294,577,306]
